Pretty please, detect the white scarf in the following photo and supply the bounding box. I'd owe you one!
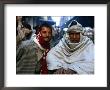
[46,36,94,74]
[61,33,90,56]
[46,23,94,74]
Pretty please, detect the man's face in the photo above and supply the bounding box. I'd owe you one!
[40,27,52,42]
[68,31,80,43]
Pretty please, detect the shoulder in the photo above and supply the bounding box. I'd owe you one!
[47,39,64,58]
[82,38,94,60]
[85,37,94,51]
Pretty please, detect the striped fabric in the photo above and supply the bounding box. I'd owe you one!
[16,39,40,74]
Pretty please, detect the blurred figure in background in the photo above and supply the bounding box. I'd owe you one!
[16,16,24,46]
[16,23,37,74]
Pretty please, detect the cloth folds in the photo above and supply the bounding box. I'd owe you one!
[46,34,94,74]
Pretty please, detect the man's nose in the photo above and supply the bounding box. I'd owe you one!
[46,33,49,36]
[73,34,76,38]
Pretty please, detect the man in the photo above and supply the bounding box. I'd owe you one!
[33,23,53,74]
[16,23,37,74]
[16,23,53,74]
[46,21,94,74]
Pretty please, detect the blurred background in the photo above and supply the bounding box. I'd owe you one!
[17,16,94,46]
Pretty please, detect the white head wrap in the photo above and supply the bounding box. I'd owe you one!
[67,20,84,33]
[63,21,84,50]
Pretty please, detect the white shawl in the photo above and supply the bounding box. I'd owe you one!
[46,35,94,74]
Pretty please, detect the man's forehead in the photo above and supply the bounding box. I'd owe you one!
[41,26,51,30]
[68,31,80,34]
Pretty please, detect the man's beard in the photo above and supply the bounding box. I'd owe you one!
[44,37,51,42]
[37,35,51,49]
[65,33,84,50]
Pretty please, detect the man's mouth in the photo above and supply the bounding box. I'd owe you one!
[44,37,49,39]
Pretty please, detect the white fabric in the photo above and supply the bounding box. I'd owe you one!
[67,20,83,33]
[64,33,84,51]
[46,35,94,74]
[33,37,45,51]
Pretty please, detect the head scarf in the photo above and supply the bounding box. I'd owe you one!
[67,20,83,33]
[62,21,89,52]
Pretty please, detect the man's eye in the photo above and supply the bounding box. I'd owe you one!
[76,32,80,34]
[70,33,80,35]
[42,31,46,33]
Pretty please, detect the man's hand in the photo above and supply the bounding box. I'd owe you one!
[65,68,77,74]
[54,68,77,74]
[54,68,64,74]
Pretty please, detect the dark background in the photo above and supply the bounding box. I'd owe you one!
[0,0,109,90]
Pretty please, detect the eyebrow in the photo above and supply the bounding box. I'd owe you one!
[69,32,80,34]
